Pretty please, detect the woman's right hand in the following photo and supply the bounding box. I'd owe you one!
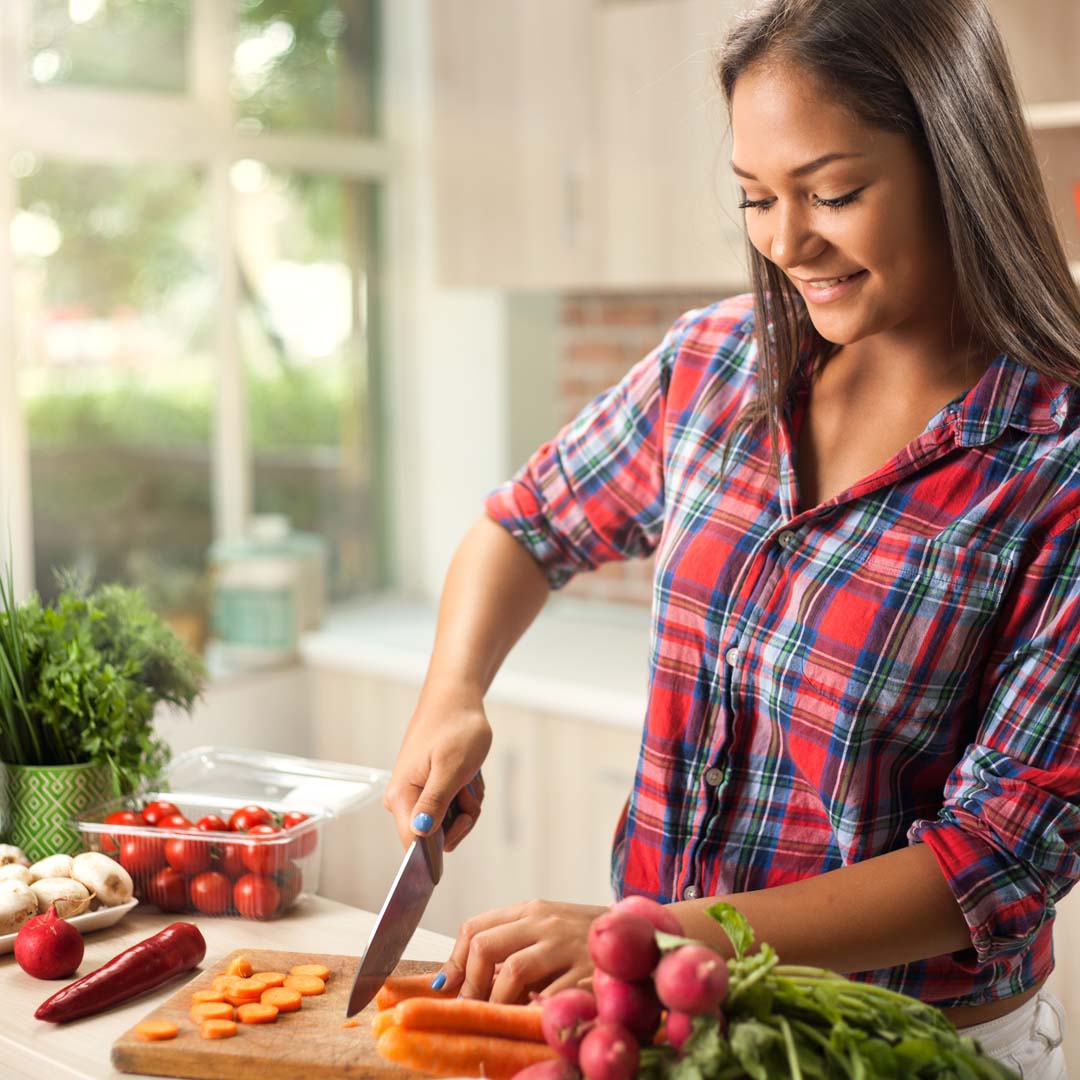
[383,686,492,853]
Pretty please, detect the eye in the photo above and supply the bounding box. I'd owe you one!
[812,187,865,211]
[737,195,774,214]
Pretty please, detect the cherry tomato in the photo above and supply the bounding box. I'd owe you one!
[190,871,233,916]
[194,814,229,833]
[165,830,212,875]
[102,809,145,854]
[215,841,248,879]
[233,873,280,920]
[141,800,182,827]
[282,811,318,859]
[118,834,166,877]
[145,866,189,913]
[241,825,285,876]
[275,863,303,914]
[157,814,194,831]
[228,804,274,832]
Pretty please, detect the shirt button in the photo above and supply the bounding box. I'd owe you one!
[777,530,796,550]
[682,884,701,901]
[725,647,740,666]
[704,767,724,786]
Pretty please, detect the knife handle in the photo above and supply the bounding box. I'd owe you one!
[418,796,461,885]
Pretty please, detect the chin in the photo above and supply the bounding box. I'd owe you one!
[804,313,871,347]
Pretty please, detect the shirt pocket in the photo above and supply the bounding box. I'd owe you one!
[792,532,1015,722]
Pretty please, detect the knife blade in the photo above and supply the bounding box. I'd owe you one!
[346,802,458,1017]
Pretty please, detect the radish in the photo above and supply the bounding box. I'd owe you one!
[611,895,682,936]
[664,1010,695,1053]
[587,911,659,981]
[578,1021,639,1080]
[15,904,84,979]
[592,968,662,1041]
[541,988,598,1064]
[654,944,729,1015]
[511,1061,582,1080]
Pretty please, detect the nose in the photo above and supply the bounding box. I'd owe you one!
[769,203,825,269]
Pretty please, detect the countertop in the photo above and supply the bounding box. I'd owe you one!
[300,595,652,728]
[0,896,454,1080]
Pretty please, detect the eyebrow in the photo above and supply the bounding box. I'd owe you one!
[730,152,865,181]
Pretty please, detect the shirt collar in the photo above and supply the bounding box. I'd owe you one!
[948,352,1072,447]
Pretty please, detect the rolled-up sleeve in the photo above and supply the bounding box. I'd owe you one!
[908,513,1080,965]
[484,311,701,589]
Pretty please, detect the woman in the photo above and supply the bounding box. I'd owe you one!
[384,0,1078,1069]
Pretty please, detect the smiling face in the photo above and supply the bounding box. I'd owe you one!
[730,61,959,352]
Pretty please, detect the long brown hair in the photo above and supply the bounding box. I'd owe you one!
[715,0,1080,478]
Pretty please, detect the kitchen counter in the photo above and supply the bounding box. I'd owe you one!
[0,896,454,1080]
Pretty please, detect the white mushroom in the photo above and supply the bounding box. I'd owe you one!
[28,854,74,882]
[0,880,38,934]
[0,845,29,868]
[0,864,33,886]
[30,878,92,918]
[70,852,133,907]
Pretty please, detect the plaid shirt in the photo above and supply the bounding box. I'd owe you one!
[484,294,1080,1008]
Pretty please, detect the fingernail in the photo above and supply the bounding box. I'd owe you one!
[430,972,446,991]
[413,812,433,833]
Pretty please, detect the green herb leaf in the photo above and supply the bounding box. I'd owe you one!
[706,901,755,961]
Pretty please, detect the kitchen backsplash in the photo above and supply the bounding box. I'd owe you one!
[556,289,732,607]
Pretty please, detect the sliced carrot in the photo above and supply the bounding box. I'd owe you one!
[192,990,227,1005]
[376,1026,558,1079]
[133,1019,179,1041]
[237,1002,279,1024]
[392,997,545,1042]
[227,956,254,978]
[200,1018,238,1040]
[375,974,456,1010]
[251,971,287,989]
[371,1010,396,1038]
[261,987,303,1013]
[290,963,331,981]
[283,974,325,996]
[212,975,245,993]
[343,1018,363,1029]
[191,1001,235,1023]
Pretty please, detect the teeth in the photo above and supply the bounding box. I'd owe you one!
[813,274,851,288]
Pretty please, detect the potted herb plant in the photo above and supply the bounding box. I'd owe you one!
[0,573,205,860]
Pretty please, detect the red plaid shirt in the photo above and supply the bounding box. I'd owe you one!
[484,294,1080,1008]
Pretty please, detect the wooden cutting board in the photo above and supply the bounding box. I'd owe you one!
[111,948,440,1079]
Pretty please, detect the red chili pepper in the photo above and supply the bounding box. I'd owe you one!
[35,922,206,1023]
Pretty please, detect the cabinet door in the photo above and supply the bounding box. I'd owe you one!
[539,716,642,906]
[598,0,748,288]
[432,0,601,288]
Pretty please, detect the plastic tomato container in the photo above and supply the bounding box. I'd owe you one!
[73,746,387,920]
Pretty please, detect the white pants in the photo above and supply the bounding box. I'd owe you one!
[957,991,1068,1079]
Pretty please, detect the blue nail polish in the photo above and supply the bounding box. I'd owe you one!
[413,812,434,833]
[430,972,447,991]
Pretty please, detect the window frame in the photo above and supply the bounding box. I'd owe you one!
[0,0,399,599]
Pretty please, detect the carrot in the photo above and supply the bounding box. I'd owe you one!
[376,1026,558,1079]
[392,998,545,1042]
[343,1018,363,1029]
[200,1018,238,1040]
[283,974,325,996]
[371,1010,396,1038]
[227,956,254,978]
[375,974,456,1010]
[133,1019,179,1041]
[290,963,331,981]
[191,1002,235,1023]
[192,990,227,1005]
[261,987,303,1013]
[212,975,244,993]
[237,1002,279,1024]
[252,971,287,988]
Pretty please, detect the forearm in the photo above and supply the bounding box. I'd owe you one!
[670,842,971,974]
[420,514,550,704]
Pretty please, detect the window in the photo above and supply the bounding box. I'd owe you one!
[0,0,387,639]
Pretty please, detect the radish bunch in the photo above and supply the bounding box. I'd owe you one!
[523,896,729,1080]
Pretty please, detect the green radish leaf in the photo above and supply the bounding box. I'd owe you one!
[707,901,755,961]
[655,930,700,953]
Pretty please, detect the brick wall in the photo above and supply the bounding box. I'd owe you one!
[556,291,723,607]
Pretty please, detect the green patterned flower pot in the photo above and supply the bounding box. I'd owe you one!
[0,761,114,862]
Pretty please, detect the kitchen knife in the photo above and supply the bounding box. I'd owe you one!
[346,801,459,1017]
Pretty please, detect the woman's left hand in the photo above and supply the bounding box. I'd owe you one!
[436,899,609,1004]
